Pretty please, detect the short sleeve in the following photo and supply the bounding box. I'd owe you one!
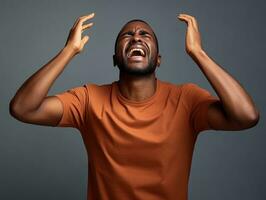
[54,84,89,130]
[183,83,220,134]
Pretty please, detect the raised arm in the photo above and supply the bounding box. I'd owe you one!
[9,13,95,126]
[178,13,260,131]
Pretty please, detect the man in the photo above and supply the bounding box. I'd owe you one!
[9,12,259,200]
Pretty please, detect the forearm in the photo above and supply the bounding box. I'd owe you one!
[10,46,76,114]
[190,49,259,123]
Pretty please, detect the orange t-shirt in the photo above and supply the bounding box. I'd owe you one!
[55,78,219,200]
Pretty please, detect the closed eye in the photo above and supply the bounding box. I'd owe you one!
[122,31,134,36]
[139,30,149,36]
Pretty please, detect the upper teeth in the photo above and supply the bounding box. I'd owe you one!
[128,48,145,57]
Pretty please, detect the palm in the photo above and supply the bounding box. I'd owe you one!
[65,13,95,54]
[178,13,202,55]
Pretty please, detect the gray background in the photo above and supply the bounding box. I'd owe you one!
[1,0,265,199]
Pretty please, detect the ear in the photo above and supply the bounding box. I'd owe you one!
[113,54,117,67]
[156,54,161,67]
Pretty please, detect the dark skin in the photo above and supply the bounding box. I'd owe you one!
[113,21,161,102]
[9,12,259,131]
[177,13,260,130]
[9,13,96,126]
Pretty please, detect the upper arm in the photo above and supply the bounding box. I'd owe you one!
[10,84,90,129]
[11,96,64,127]
[207,100,259,131]
[182,82,259,133]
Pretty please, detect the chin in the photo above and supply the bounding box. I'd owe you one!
[118,63,157,76]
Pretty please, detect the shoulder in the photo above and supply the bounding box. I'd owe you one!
[85,81,112,91]
[84,82,113,99]
[159,80,200,92]
[157,80,198,101]
[179,82,201,90]
[160,81,215,101]
[178,82,211,95]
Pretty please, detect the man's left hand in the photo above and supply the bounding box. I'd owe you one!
[178,13,203,56]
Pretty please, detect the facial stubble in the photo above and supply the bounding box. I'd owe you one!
[117,54,158,77]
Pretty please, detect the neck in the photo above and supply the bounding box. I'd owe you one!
[117,73,157,102]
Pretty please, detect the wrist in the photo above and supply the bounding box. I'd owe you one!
[63,45,78,57]
[189,48,207,59]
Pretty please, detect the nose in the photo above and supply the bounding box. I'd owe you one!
[131,33,142,44]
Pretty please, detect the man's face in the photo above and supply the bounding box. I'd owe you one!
[114,21,160,76]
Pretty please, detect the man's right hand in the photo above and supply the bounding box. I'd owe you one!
[9,13,95,127]
[65,13,95,55]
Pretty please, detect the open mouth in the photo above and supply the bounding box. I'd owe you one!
[126,46,147,58]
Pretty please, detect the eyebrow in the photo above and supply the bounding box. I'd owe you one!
[120,29,152,37]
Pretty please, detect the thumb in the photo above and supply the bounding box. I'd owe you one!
[81,35,90,46]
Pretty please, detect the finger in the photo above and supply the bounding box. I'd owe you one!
[177,15,192,26]
[77,13,95,27]
[82,22,94,31]
[81,35,90,46]
[178,14,199,31]
[180,14,198,30]
[73,12,95,29]
[178,15,197,32]
[80,12,95,22]
[72,18,80,29]
[178,14,193,23]
[179,13,193,17]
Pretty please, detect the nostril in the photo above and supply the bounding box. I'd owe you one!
[131,38,142,44]
[133,35,141,40]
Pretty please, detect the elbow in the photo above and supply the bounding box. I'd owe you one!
[9,99,19,119]
[248,109,260,127]
[238,109,260,129]
[9,98,24,120]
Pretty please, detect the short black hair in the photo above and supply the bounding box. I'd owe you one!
[114,19,159,53]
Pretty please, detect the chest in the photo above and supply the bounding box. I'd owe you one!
[86,101,195,162]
